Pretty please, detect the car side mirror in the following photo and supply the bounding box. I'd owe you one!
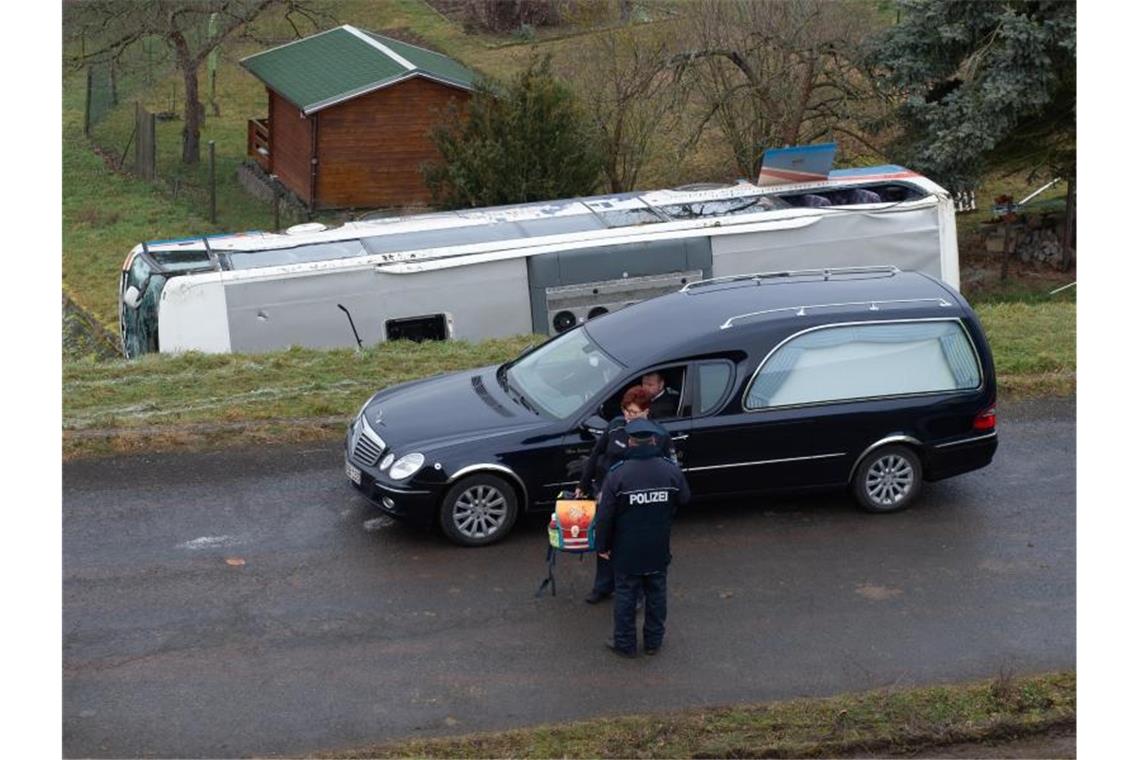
[123,285,142,309]
[582,414,608,436]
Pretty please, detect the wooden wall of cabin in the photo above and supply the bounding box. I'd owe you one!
[268,89,314,206]
[314,78,468,209]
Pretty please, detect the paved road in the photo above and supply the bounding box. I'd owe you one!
[63,398,1075,758]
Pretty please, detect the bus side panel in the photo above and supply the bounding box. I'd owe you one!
[222,258,532,352]
[709,203,944,281]
[158,275,232,354]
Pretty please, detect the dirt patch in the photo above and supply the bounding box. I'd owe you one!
[63,292,121,362]
[958,223,1076,303]
[960,253,1076,302]
[865,726,1076,758]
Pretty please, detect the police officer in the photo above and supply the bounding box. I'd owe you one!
[575,386,672,604]
[595,419,690,657]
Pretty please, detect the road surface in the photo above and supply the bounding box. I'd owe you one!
[63,397,1075,758]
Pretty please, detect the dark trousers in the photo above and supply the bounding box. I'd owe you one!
[592,554,615,594]
[588,479,615,595]
[613,570,667,654]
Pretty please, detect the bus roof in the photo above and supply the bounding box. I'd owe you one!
[136,165,945,274]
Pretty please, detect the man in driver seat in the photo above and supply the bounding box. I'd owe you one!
[642,372,680,420]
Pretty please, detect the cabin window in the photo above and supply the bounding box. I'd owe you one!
[744,320,981,410]
[385,314,449,342]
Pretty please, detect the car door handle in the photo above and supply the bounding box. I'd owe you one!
[671,433,690,441]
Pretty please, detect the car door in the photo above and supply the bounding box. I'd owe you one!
[681,357,863,497]
[557,363,694,495]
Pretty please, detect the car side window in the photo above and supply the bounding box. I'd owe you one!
[744,320,981,410]
[599,365,687,421]
[695,361,734,415]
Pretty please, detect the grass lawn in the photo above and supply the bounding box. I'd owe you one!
[323,671,1074,759]
[977,302,1075,396]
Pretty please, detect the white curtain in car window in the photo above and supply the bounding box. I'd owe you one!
[748,321,979,408]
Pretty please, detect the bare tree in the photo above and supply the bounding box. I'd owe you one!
[671,0,879,177]
[568,24,682,192]
[65,0,324,165]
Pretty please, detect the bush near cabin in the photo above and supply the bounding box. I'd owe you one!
[423,54,604,209]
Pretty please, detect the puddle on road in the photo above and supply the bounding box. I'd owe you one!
[855,583,903,600]
[363,516,396,532]
[176,535,247,550]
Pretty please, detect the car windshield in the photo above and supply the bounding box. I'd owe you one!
[504,329,623,419]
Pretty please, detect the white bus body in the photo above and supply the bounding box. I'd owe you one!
[119,165,959,357]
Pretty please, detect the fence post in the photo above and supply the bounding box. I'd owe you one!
[273,180,281,231]
[1060,178,1075,271]
[137,106,158,181]
[208,140,217,223]
[149,111,157,180]
[84,67,94,138]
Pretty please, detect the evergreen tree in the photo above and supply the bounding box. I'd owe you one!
[423,56,604,208]
[871,0,1075,190]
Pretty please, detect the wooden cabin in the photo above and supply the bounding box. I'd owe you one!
[241,25,475,210]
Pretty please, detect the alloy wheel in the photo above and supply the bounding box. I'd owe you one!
[452,484,509,539]
[864,454,915,507]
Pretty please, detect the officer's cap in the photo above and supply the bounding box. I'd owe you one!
[626,419,658,439]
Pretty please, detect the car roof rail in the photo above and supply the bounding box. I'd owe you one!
[682,265,900,293]
[720,297,954,329]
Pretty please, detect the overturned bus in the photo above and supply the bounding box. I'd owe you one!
[119,159,960,357]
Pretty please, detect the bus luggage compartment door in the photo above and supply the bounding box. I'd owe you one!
[526,238,712,335]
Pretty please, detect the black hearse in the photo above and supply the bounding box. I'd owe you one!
[345,267,997,546]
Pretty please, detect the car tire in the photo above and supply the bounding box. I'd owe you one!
[852,444,923,513]
[439,473,519,546]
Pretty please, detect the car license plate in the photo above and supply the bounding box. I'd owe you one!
[345,460,362,485]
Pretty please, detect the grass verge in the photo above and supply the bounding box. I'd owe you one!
[62,302,1075,460]
[976,302,1075,397]
[63,335,537,459]
[320,671,1074,759]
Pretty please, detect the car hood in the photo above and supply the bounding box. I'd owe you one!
[362,366,549,453]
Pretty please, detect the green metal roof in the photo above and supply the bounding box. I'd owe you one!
[240,25,476,115]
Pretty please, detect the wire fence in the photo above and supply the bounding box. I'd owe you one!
[81,35,305,231]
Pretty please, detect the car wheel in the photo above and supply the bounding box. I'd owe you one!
[439,473,519,546]
[852,445,923,513]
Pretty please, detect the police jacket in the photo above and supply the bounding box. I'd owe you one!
[576,418,675,495]
[595,450,691,575]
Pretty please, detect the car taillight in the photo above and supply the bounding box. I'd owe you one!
[973,406,996,431]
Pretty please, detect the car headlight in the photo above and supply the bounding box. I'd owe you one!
[388,453,424,481]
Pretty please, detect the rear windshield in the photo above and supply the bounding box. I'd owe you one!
[745,320,981,409]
